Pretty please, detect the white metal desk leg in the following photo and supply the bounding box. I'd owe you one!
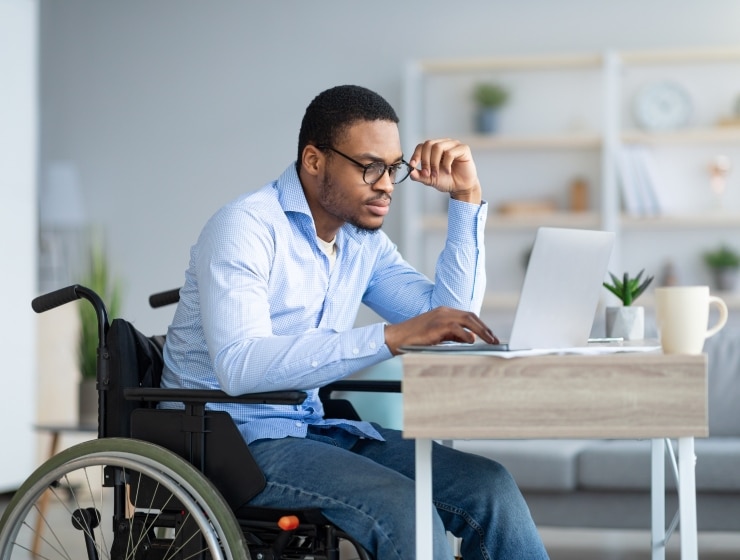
[416,438,434,560]
[678,437,698,560]
[651,438,665,560]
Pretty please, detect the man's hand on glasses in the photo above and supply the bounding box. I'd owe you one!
[408,138,482,204]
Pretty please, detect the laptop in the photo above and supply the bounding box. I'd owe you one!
[401,227,615,352]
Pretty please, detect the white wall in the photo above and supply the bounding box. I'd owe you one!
[38,0,740,336]
[0,0,37,491]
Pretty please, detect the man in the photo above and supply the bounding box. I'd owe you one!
[161,85,549,559]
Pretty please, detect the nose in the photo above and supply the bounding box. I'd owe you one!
[372,172,395,194]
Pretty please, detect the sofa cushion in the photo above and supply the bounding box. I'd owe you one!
[705,326,740,436]
[577,438,740,492]
[454,439,592,492]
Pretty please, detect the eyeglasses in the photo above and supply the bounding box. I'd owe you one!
[318,145,413,186]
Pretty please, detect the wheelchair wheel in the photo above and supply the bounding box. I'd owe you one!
[0,438,250,560]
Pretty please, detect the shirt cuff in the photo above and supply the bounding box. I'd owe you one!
[447,198,488,245]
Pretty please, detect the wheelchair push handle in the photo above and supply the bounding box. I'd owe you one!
[149,287,181,308]
[31,284,84,313]
[32,284,108,319]
[32,284,109,346]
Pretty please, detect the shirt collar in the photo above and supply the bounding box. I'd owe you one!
[275,163,379,246]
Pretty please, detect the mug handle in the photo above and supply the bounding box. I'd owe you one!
[705,295,729,339]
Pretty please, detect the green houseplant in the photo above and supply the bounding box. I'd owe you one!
[602,269,654,307]
[703,244,740,291]
[77,241,122,424]
[473,82,509,134]
[603,269,654,340]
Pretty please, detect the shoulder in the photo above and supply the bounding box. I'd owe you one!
[210,183,282,230]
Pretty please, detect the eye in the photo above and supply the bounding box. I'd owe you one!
[367,162,386,178]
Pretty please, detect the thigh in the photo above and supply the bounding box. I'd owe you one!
[248,435,414,505]
[247,436,451,559]
[353,425,496,488]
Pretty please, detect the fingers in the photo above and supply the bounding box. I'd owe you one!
[408,138,480,200]
[409,138,462,187]
[384,307,498,355]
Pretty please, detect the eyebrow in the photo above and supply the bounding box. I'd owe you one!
[357,152,405,164]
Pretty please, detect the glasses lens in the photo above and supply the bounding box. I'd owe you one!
[363,162,386,185]
[390,163,412,184]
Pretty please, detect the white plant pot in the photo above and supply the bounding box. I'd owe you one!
[605,306,645,341]
[712,267,738,292]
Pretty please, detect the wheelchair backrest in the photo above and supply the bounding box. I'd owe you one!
[102,318,164,438]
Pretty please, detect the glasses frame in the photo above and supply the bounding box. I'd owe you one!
[317,145,412,186]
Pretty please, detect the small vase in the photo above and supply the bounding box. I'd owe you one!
[712,267,738,292]
[605,306,645,341]
[475,108,499,134]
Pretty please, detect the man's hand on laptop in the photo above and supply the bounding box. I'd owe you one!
[384,307,498,356]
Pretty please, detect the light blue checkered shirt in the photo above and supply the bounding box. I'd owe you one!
[161,163,488,444]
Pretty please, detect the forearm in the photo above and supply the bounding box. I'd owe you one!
[433,197,487,312]
[211,323,392,395]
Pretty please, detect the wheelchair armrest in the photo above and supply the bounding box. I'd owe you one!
[124,387,306,405]
[319,379,401,396]
[318,380,402,422]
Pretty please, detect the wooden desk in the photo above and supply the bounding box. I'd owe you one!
[402,351,708,560]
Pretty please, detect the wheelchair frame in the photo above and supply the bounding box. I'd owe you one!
[0,284,400,560]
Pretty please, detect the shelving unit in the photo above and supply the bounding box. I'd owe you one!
[401,47,740,324]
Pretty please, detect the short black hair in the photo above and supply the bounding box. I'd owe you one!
[296,85,399,167]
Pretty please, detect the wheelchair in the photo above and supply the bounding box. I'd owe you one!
[0,284,400,560]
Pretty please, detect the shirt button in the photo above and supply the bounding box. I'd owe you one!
[311,361,318,367]
[370,341,376,349]
[295,421,302,427]
[352,348,359,355]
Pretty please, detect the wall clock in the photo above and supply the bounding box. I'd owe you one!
[633,81,692,131]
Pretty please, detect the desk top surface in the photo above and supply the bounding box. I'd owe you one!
[401,351,708,440]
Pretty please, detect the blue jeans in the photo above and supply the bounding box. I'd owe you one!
[248,425,549,559]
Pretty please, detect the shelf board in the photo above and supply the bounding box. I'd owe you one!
[464,132,601,150]
[636,291,740,310]
[460,126,740,150]
[620,46,740,65]
[485,291,740,312]
[622,126,740,145]
[417,47,740,75]
[422,211,601,232]
[425,211,740,232]
[418,52,603,73]
[621,213,740,230]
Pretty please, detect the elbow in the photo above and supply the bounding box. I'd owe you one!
[212,346,264,395]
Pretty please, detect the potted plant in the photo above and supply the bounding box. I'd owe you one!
[602,269,654,340]
[703,244,740,291]
[473,82,509,134]
[77,241,122,426]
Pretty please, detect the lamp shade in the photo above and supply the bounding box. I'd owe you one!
[39,161,87,228]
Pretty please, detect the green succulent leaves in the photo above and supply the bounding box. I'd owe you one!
[603,269,654,306]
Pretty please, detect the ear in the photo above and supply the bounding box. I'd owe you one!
[301,145,324,178]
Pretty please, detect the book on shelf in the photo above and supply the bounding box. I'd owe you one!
[617,145,666,216]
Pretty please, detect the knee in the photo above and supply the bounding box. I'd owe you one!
[457,452,519,492]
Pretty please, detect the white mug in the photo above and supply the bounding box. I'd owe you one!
[654,286,728,354]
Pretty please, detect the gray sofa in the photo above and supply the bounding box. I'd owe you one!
[453,326,740,532]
